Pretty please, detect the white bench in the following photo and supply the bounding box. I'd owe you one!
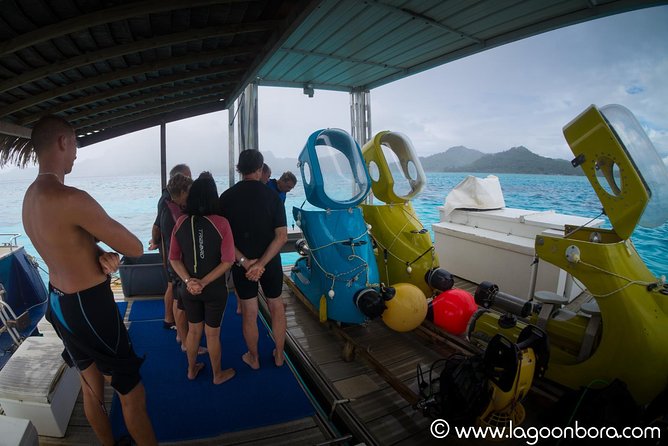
[0,415,38,445]
[0,336,80,437]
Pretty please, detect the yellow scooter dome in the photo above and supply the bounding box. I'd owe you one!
[362,131,426,204]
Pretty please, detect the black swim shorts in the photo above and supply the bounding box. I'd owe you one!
[232,255,283,300]
[46,278,143,395]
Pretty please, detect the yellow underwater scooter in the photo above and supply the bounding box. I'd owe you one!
[360,131,454,299]
[468,104,668,406]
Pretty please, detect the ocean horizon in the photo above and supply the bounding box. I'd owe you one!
[4,172,667,281]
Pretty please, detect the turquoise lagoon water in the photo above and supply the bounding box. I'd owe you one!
[3,172,666,281]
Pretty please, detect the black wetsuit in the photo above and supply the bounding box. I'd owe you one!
[169,214,235,327]
[154,188,170,265]
[159,200,183,282]
[219,180,287,300]
[46,277,143,395]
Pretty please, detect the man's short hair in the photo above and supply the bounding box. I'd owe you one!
[236,150,264,175]
[167,173,193,199]
[262,163,271,175]
[280,171,297,185]
[169,164,190,178]
[31,115,74,155]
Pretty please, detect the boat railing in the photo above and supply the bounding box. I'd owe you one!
[0,284,22,348]
[0,233,21,251]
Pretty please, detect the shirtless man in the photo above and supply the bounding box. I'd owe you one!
[22,115,156,446]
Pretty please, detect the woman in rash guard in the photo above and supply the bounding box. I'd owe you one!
[169,176,236,385]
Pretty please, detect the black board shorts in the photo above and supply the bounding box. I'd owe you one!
[46,277,143,395]
[177,278,228,327]
[232,255,283,300]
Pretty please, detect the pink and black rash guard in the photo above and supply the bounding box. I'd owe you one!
[169,214,235,297]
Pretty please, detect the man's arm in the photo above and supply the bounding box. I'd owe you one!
[75,190,143,257]
[245,226,287,281]
[148,224,161,250]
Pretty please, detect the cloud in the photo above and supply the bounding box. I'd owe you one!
[626,85,645,95]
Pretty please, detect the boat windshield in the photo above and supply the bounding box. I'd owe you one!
[601,104,668,228]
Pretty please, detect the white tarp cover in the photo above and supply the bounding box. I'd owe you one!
[442,175,505,218]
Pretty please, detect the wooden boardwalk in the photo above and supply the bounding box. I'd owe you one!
[271,276,482,446]
[36,279,334,446]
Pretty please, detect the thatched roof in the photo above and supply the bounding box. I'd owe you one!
[0,135,33,168]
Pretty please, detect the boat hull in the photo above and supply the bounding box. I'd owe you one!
[0,247,48,369]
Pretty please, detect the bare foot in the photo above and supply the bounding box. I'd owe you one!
[187,362,205,380]
[273,349,285,367]
[213,368,236,385]
[242,351,260,370]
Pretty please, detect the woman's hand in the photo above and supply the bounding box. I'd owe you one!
[186,278,203,295]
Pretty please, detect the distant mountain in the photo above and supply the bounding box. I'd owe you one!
[419,146,484,170]
[421,146,580,175]
[262,151,299,175]
[464,146,579,175]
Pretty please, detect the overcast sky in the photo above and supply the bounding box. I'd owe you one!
[1,5,667,179]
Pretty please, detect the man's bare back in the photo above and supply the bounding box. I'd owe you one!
[23,176,142,293]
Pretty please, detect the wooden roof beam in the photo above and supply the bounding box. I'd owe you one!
[76,101,229,147]
[67,80,235,124]
[0,0,249,57]
[0,45,260,118]
[0,120,31,138]
[18,65,247,126]
[76,94,228,135]
[0,20,279,96]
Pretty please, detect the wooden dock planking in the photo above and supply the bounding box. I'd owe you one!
[37,271,486,445]
[36,290,331,446]
[279,276,459,445]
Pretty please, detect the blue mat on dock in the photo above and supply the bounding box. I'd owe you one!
[110,295,314,443]
[116,301,128,318]
[128,299,164,321]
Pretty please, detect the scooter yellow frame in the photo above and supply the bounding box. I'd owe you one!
[360,131,440,297]
[469,105,668,405]
[536,105,668,404]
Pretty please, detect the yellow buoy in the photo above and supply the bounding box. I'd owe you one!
[382,283,427,332]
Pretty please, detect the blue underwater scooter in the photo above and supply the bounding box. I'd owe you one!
[291,129,393,324]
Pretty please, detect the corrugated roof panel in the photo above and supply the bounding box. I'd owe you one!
[358,25,449,71]
[475,1,591,40]
[303,4,374,53]
[313,5,391,55]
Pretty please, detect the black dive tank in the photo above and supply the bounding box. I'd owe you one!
[425,268,454,291]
